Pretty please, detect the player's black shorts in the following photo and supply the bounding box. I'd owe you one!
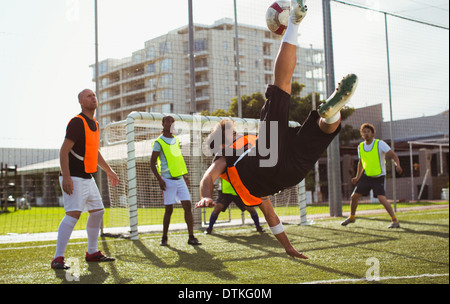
[216,191,248,212]
[353,174,386,197]
[236,85,341,197]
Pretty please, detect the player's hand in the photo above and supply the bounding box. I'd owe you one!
[351,177,359,185]
[62,176,74,195]
[107,170,120,187]
[195,197,215,209]
[183,175,190,187]
[158,179,166,191]
[286,247,309,260]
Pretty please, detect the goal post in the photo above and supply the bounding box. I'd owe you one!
[101,111,305,240]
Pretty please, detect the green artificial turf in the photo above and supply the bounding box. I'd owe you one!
[0,208,447,285]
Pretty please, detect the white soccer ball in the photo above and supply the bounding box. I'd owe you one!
[266,1,290,36]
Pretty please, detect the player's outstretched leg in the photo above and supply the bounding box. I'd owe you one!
[274,0,308,94]
[318,73,359,119]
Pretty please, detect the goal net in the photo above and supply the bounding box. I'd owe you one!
[101,112,305,239]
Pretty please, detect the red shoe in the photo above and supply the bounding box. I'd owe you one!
[85,251,115,262]
[51,256,70,269]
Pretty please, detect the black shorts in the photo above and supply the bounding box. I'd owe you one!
[216,191,248,212]
[235,85,341,197]
[353,174,386,197]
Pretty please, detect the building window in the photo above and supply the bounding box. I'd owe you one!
[194,39,208,52]
[161,89,173,101]
[160,42,171,55]
[133,54,141,63]
[161,59,172,72]
[161,74,173,86]
[147,63,156,74]
[146,47,155,59]
[161,103,172,113]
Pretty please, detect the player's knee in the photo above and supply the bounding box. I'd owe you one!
[351,192,360,202]
[66,211,82,220]
[164,206,174,215]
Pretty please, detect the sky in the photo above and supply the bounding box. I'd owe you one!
[0,0,448,149]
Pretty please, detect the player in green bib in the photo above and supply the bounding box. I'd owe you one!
[205,178,265,235]
[341,123,403,228]
[150,116,201,246]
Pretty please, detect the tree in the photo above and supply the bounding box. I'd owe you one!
[228,92,266,118]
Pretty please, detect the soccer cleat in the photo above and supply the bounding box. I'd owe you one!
[85,251,115,262]
[188,237,202,246]
[256,226,265,233]
[160,236,168,246]
[51,256,70,270]
[341,217,356,226]
[388,221,400,228]
[204,228,213,235]
[291,0,308,24]
[318,73,359,119]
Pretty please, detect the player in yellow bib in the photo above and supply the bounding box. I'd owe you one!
[205,170,264,235]
[150,116,201,246]
[341,123,403,228]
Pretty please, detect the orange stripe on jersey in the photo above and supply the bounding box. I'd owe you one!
[226,166,261,206]
[75,115,99,174]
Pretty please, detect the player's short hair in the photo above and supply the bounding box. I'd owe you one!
[206,119,236,154]
[162,115,174,124]
[360,123,376,135]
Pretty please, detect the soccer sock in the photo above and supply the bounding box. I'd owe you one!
[54,215,78,258]
[282,17,300,46]
[86,209,104,255]
[391,216,398,223]
[349,215,356,220]
[324,112,341,124]
[250,211,261,227]
[208,212,219,230]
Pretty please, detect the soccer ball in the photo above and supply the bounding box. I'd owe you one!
[266,1,290,35]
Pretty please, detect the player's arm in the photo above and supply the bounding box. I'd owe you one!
[258,197,308,259]
[195,156,227,208]
[150,150,166,191]
[60,138,75,195]
[98,151,119,187]
[352,159,363,185]
[386,150,403,175]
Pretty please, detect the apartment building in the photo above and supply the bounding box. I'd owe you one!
[92,18,325,127]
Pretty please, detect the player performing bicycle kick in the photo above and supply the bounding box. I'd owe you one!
[196,0,359,259]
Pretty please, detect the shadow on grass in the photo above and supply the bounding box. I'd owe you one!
[130,239,237,281]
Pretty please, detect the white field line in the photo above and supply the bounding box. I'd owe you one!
[301,273,449,284]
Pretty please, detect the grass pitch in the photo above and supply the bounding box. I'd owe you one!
[0,208,448,285]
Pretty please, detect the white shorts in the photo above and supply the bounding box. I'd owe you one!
[161,176,191,205]
[59,176,104,213]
